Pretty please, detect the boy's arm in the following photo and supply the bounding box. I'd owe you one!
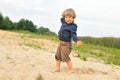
[61,18,65,24]
[72,33,79,42]
[72,33,83,46]
[71,25,83,46]
[71,25,79,42]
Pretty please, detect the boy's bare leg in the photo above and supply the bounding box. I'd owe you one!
[53,60,61,72]
[66,61,74,74]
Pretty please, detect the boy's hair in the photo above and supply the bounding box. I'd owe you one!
[62,8,76,19]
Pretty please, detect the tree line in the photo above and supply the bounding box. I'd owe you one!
[0,12,56,36]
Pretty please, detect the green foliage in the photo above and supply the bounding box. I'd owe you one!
[17,18,37,32]
[37,27,57,36]
[0,12,4,28]
[0,12,3,22]
[0,12,57,36]
[73,43,120,66]
[80,36,120,49]
[2,16,14,30]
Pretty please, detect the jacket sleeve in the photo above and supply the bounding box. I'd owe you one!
[60,18,65,24]
[70,24,79,42]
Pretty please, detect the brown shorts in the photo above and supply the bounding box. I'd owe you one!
[55,41,72,62]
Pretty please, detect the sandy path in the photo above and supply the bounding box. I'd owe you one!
[0,30,120,80]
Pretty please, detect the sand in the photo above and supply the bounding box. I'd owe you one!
[0,30,120,80]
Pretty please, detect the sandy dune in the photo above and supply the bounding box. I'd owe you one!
[0,30,120,80]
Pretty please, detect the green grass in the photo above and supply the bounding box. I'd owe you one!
[8,30,120,66]
[6,53,11,60]
[10,30,58,41]
[73,43,120,65]
[19,42,42,49]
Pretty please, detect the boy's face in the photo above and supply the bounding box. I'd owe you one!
[64,15,74,24]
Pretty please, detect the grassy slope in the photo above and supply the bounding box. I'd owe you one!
[10,30,120,66]
[73,43,120,65]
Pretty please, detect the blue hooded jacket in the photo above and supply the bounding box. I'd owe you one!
[58,18,79,42]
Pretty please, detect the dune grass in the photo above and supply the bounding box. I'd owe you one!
[9,30,120,66]
[73,43,120,65]
[19,42,42,49]
[10,30,58,41]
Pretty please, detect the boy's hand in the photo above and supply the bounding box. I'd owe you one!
[77,41,83,46]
